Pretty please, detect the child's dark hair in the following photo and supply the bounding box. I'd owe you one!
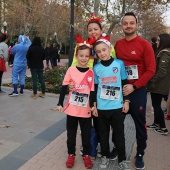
[0,33,8,43]
[76,45,91,55]
[87,21,102,30]
[122,12,138,23]
[93,41,105,50]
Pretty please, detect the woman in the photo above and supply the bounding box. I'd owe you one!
[71,13,117,160]
[72,13,116,68]
[26,37,45,99]
[147,33,170,135]
[0,33,8,94]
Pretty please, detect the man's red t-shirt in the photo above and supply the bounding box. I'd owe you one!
[115,36,156,88]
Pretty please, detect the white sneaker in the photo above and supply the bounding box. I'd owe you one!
[99,156,109,169]
[119,161,131,170]
[80,145,83,155]
[9,92,19,97]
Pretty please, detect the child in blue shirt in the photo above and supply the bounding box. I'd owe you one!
[92,34,130,170]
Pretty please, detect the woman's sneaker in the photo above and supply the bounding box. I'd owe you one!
[39,93,45,98]
[9,92,19,97]
[118,161,131,170]
[83,155,93,169]
[154,127,168,135]
[99,156,110,169]
[147,123,159,129]
[66,154,75,168]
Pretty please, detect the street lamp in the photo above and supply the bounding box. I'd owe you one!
[54,32,57,43]
[69,0,74,66]
[1,21,7,33]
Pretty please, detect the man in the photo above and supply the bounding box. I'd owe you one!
[114,12,156,170]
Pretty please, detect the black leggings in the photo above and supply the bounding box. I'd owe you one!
[0,71,4,90]
[151,92,167,128]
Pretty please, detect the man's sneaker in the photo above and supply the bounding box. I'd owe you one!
[9,92,19,97]
[135,154,145,169]
[154,127,168,135]
[31,94,37,99]
[83,155,93,169]
[99,156,109,169]
[110,147,118,160]
[66,154,75,168]
[147,123,159,129]
[80,145,83,156]
[97,143,102,157]
[165,114,170,120]
[39,93,45,98]
[118,161,131,170]
[0,90,6,94]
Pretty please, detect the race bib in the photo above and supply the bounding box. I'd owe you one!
[69,91,89,107]
[100,85,120,100]
[125,65,139,80]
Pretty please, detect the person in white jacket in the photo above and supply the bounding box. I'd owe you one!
[0,33,9,94]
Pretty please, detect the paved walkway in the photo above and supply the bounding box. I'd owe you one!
[0,60,170,170]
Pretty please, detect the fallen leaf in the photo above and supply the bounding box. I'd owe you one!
[0,125,10,128]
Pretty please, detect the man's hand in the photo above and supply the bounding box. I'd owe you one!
[123,84,134,96]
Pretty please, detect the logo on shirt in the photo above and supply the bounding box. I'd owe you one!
[112,67,118,74]
[87,76,92,82]
[101,76,117,84]
[131,51,136,54]
[139,106,143,110]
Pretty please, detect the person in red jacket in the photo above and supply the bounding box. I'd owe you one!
[114,12,156,170]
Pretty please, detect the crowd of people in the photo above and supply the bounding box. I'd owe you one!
[0,35,61,98]
[0,11,170,170]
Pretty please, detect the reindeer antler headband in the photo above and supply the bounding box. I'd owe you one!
[75,34,96,48]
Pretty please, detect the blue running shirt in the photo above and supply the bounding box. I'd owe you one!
[94,59,127,110]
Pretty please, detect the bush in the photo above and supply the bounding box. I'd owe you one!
[3,65,68,94]
[43,65,68,93]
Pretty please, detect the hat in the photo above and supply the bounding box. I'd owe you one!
[96,33,111,47]
[87,13,101,24]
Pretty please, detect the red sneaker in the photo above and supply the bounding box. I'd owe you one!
[165,114,170,120]
[83,155,93,169]
[66,154,75,168]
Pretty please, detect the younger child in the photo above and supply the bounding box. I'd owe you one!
[55,35,96,169]
[93,34,131,170]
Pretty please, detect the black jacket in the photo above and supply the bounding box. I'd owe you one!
[50,47,59,59]
[26,45,45,69]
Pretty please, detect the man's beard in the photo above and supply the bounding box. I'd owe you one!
[123,30,136,36]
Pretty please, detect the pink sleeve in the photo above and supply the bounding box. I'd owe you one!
[62,67,72,85]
